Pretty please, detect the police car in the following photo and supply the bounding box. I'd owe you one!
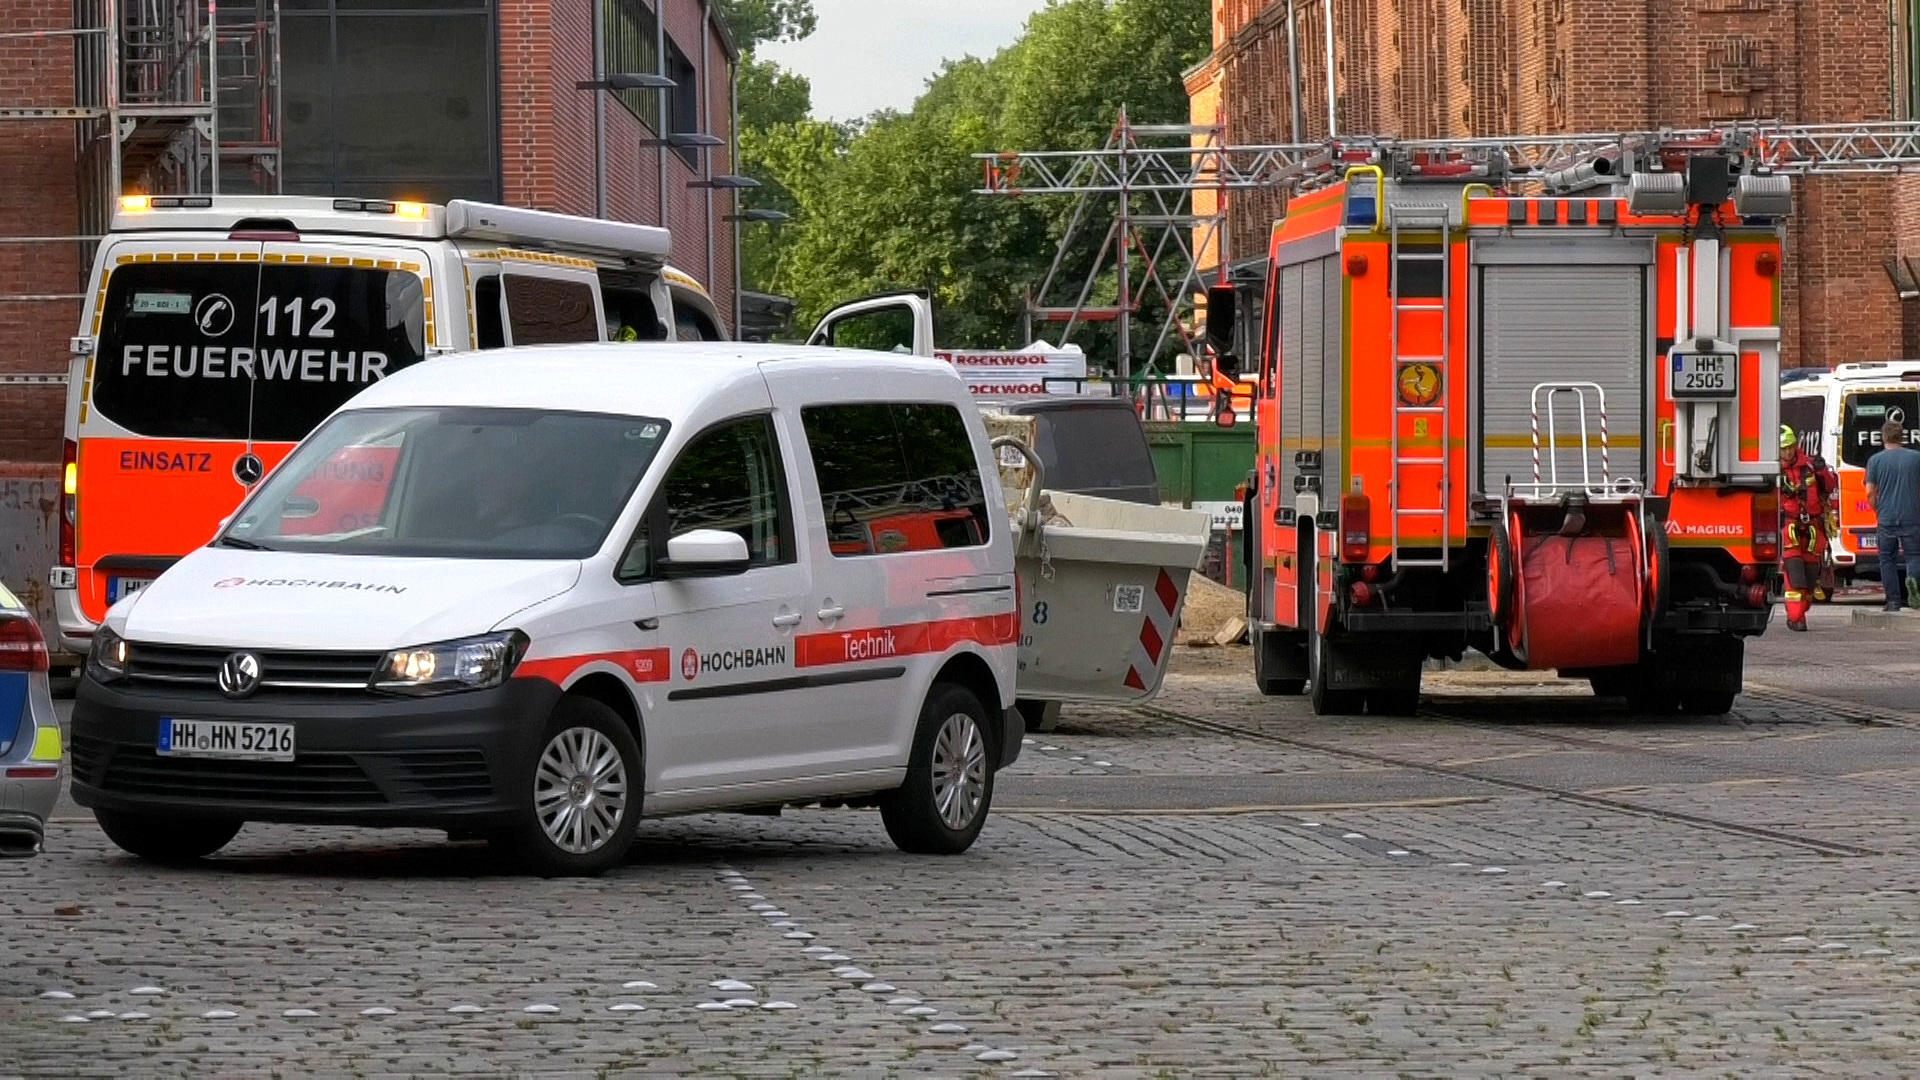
[70,344,1021,874]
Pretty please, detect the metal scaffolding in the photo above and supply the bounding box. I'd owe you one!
[980,118,1920,382]
[0,0,281,385]
[994,109,1249,380]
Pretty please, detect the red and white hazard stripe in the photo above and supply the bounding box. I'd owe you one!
[1122,568,1186,694]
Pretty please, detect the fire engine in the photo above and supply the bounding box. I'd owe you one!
[1218,133,1794,716]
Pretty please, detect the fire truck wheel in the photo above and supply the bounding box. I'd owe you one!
[1307,621,1365,716]
[1368,688,1420,717]
[1587,670,1633,698]
[1624,685,1679,715]
[1252,625,1307,696]
[1678,689,1737,716]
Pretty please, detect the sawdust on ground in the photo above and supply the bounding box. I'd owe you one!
[1180,572,1247,645]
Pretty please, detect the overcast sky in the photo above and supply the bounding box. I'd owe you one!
[758,0,1056,121]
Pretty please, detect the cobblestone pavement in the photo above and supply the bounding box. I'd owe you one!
[6,607,1920,1076]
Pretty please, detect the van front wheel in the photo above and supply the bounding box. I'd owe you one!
[881,683,996,855]
[493,696,642,877]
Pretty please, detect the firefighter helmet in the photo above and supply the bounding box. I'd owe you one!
[1780,424,1798,450]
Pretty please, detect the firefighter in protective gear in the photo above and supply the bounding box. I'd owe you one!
[1779,425,1838,631]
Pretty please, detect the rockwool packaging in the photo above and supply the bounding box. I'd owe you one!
[936,343,1089,400]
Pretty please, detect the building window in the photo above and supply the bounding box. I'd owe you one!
[666,35,699,164]
[281,0,497,204]
[604,0,661,124]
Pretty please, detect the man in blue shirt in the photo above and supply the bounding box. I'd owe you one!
[1865,419,1920,611]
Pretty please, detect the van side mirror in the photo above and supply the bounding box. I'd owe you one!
[1205,284,1239,376]
[660,529,751,578]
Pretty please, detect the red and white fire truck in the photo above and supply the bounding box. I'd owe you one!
[1224,135,1791,716]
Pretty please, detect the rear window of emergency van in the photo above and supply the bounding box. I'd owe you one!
[1841,391,1920,468]
[93,262,426,441]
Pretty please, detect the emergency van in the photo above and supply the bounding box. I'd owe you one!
[1780,362,1920,584]
[69,343,1022,875]
[53,195,728,659]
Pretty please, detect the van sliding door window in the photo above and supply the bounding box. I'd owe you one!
[800,403,991,557]
[503,275,599,346]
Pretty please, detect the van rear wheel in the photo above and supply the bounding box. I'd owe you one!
[95,810,241,864]
[493,696,642,877]
[881,683,995,855]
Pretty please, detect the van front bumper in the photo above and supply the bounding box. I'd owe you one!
[69,676,562,830]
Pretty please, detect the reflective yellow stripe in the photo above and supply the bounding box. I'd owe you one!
[30,724,62,762]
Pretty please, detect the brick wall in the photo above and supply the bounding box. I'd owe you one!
[1200,0,1910,368]
[0,7,82,463]
[500,0,737,330]
[0,0,740,467]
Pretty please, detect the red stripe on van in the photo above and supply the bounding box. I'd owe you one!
[794,613,1019,669]
[516,647,673,686]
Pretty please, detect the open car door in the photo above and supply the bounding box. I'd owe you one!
[805,293,933,357]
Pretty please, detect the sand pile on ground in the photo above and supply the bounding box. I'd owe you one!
[1180,572,1247,645]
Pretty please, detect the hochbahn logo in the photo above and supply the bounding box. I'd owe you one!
[212,576,407,594]
[681,644,788,680]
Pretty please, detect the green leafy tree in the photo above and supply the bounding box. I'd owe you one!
[746,0,1210,353]
[716,0,815,47]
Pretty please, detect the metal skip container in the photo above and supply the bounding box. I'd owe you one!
[996,437,1213,703]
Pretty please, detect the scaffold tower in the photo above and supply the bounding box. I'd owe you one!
[0,0,282,376]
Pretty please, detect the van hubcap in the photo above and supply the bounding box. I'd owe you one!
[534,727,628,855]
[931,712,987,830]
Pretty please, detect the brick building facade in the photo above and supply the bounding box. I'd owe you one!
[1189,0,1918,369]
[0,0,737,466]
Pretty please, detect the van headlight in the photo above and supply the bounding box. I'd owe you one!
[88,626,129,683]
[373,630,528,696]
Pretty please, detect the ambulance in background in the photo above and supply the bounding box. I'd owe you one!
[1780,362,1920,586]
[53,195,727,656]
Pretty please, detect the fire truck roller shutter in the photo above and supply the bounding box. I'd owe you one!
[1298,257,1325,499]
[1320,255,1343,506]
[1475,242,1652,496]
[1279,261,1306,506]
[1277,254,1338,514]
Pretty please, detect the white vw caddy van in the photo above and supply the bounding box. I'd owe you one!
[70,343,1021,875]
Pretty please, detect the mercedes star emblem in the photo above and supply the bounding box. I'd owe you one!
[216,652,262,699]
[233,453,264,486]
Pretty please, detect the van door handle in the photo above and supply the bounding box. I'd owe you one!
[817,604,845,622]
[772,612,803,628]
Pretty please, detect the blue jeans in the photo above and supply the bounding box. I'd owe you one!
[1878,524,1920,608]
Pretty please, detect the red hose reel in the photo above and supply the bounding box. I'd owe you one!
[1492,500,1650,671]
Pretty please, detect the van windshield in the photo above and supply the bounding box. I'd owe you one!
[1841,390,1920,468]
[93,261,426,441]
[221,407,670,560]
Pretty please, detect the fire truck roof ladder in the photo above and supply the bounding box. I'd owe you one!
[1386,195,1454,572]
[0,0,282,386]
